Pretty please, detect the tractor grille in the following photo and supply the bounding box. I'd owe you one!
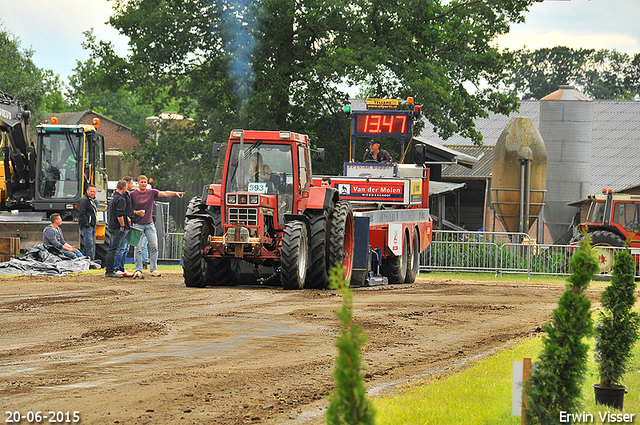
[228,207,258,226]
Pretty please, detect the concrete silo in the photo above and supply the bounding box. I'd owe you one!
[539,85,593,244]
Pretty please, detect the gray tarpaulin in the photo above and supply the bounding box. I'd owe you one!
[0,244,101,276]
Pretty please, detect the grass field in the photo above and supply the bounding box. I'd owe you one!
[372,273,640,425]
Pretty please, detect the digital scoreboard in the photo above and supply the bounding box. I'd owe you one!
[355,113,409,136]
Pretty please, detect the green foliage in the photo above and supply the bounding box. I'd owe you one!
[326,265,375,425]
[0,24,46,117]
[596,243,640,388]
[506,47,640,100]
[525,235,598,424]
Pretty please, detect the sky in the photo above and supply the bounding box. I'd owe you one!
[1,0,639,83]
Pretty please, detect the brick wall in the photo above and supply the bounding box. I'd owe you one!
[81,112,138,151]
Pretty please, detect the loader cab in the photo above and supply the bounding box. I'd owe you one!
[34,123,107,210]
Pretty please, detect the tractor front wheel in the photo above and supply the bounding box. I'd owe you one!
[328,201,354,285]
[182,217,212,288]
[281,221,309,290]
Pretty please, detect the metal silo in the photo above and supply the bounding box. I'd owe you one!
[491,117,547,234]
[539,85,593,244]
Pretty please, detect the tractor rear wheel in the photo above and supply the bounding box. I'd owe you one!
[328,201,354,285]
[405,230,420,283]
[305,211,330,289]
[590,230,624,276]
[281,221,309,290]
[381,231,409,284]
[182,217,212,288]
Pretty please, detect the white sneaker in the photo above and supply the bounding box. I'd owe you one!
[132,271,144,279]
[150,270,162,277]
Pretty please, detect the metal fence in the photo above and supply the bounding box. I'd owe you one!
[421,230,635,279]
[160,229,634,278]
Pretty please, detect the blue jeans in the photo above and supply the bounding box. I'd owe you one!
[81,226,96,260]
[134,223,158,273]
[115,229,129,272]
[105,228,126,274]
[140,233,149,263]
[62,249,84,260]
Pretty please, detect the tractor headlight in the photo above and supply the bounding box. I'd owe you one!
[227,194,237,204]
[249,194,259,205]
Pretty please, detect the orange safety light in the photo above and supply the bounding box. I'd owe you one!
[51,117,58,124]
[149,178,154,184]
[608,188,613,194]
[602,188,607,193]
[93,118,100,128]
[406,97,414,105]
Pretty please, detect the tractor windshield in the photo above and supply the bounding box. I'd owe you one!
[586,201,606,224]
[37,131,82,199]
[225,143,295,216]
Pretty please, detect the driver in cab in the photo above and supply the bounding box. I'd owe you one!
[363,139,393,163]
[248,152,272,182]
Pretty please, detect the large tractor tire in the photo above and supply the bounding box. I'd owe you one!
[589,230,625,276]
[305,211,330,289]
[182,207,225,288]
[281,221,309,290]
[381,230,409,284]
[185,196,205,221]
[328,201,355,285]
[404,229,420,283]
[182,217,212,288]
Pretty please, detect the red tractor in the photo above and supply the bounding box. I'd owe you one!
[574,189,640,274]
[182,129,353,289]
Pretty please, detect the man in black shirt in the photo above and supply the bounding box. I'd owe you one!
[105,180,129,278]
[363,139,393,163]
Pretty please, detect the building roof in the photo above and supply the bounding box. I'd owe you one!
[416,100,640,192]
[46,111,131,131]
[441,145,493,179]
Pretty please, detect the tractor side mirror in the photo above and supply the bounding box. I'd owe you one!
[414,144,426,166]
[314,147,325,162]
[212,143,221,158]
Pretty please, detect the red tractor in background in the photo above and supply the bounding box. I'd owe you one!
[182,98,432,289]
[574,189,640,274]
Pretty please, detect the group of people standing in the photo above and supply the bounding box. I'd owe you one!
[105,175,184,278]
[42,175,183,279]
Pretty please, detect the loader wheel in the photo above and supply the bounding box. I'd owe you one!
[328,201,354,285]
[182,217,211,288]
[281,221,309,290]
[305,211,330,289]
[381,230,409,284]
[590,230,624,276]
[404,230,420,283]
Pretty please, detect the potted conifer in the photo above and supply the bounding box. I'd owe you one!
[593,240,640,410]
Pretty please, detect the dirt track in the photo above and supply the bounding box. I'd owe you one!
[0,270,603,424]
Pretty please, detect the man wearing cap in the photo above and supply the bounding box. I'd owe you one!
[363,139,393,163]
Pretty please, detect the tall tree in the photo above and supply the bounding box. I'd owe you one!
[87,0,534,191]
[507,47,638,100]
[0,25,46,118]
